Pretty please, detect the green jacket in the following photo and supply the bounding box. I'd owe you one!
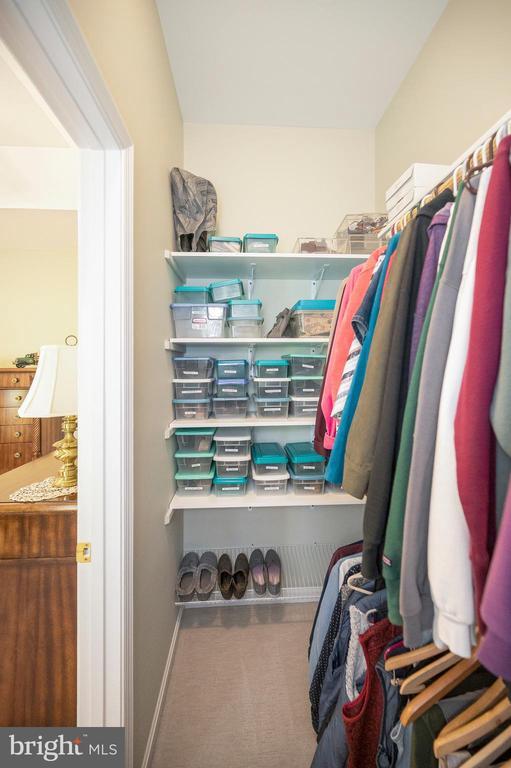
[382,188,461,624]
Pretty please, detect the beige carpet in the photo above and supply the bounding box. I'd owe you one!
[150,603,317,768]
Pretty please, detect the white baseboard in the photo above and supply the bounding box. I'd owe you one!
[140,608,183,768]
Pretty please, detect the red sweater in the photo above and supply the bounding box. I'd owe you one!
[454,135,511,623]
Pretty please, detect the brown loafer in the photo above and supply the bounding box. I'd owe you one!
[233,553,249,599]
[218,553,234,600]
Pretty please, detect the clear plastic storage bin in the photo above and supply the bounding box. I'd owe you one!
[173,398,211,420]
[212,396,249,419]
[173,356,215,379]
[170,303,227,338]
[243,233,279,253]
[252,464,289,496]
[293,237,340,254]
[252,442,288,475]
[216,359,248,379]
[288,300,335,338]
[285,441,326,475]
[175,428,215,453]
[253,377,290,398]
[254,359,289,378]
[283,354,326,377]
[213,427,251,458]
[289,376,323,397]
[175,470,214,496]
[175,450,215,474]
[173,285,210,304]
[289,396,319,417]
[213,476,248,496]
[214,453,250,479]
[209,279,244,303]
[253,396,290,419]
[216,378,249,398]
[208,236,242,253]
[335,213,388,254]
[289,470,325,495]
[173,378,213,400]
[227,299,263,319]
[227,317,264,338]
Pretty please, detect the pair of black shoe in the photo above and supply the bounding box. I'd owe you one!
[218,549,282,599]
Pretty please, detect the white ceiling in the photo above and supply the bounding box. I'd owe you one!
[157,0,447,129]
[0,43,72,147]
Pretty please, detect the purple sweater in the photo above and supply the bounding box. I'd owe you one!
[408,202,453,378]
[479,477,511,680]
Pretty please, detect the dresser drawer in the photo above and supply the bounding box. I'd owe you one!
[0,408,33,427]
[0,372,33,389]
[0,443,33,473]
[0,390,27,408]
[0,426,32,443]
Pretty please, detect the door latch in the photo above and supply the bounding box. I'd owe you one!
[76,542,92,563]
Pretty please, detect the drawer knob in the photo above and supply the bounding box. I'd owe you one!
[14,395,22,401]
[11,377,19,384]
[14,451,21,459]
[14,431,21,438]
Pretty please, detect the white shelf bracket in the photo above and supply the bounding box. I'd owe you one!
[310,263,330,299]
[247,263,256,299]
[164,249,186,283]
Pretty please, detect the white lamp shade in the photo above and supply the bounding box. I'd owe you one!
[18,345,77,418]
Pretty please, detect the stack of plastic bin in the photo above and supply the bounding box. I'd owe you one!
[174,427,216,496]
[172,356,215,421]
[283,354,326,418]
[213,427,252,496]
[253,359,290,418]
[251,442,289,496]
[213,358,249,419]
[227,298,264,338]
[285,441,326,495]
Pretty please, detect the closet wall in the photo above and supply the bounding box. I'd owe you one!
[67,1,183,765]
[375,0,511,206]
[184,123,375,251]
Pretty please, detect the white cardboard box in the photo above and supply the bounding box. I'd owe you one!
[385,163,450,207]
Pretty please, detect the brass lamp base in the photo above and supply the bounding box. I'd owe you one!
[52,414,78,489]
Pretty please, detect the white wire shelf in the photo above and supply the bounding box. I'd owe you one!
[165,483,363,523]
[165,250,367,281]
[175,543,336,608]
[165,336,329,351]
[165,415,315,438]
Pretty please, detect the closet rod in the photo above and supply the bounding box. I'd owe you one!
[382,106,511,237]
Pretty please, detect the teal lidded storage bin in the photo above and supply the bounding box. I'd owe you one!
[252,442,288,476]
[175,449,215,474]
[208,235,242,253]
[254,359,289,378]
[175,428,215,452]
[213,476,248,496]
[175,469,214,495]
[243,233,279,253]
[227,299,263,319]
[285,441,326,475]
[209,278,244,303]
[173,285,210,304]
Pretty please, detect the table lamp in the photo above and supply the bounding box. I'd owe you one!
[18,342,78,489]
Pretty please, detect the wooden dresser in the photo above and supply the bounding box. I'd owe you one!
[0,455,77,726]
[0,368,61,475]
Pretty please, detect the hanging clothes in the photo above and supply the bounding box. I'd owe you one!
[325,233,400,485]
[383,183,475,630]
[454,134,511,625]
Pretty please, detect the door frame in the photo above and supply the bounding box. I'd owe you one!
[0,0,134,763]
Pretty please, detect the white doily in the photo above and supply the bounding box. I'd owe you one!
[9,476,77,502]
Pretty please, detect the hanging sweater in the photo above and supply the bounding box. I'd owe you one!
[319,248,384,451]
[381,200,455,625]
[479,477,511,681]
[356,190,455,578]
[325,234,400,485]
[454,134,511,624]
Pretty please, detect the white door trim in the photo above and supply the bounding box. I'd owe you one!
[0,0,134,763]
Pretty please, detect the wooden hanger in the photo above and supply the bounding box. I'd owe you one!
[459,722,511,767]
[400,652,461,696]
[400,650,480,726]
[384,641,447,672]
[434,695,511,758]
[438,679,508,739]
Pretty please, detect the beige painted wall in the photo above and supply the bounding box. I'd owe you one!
[0,209,77,366]
[185,123,376,251]
[375,0,511,207]
[67,1,183,765]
